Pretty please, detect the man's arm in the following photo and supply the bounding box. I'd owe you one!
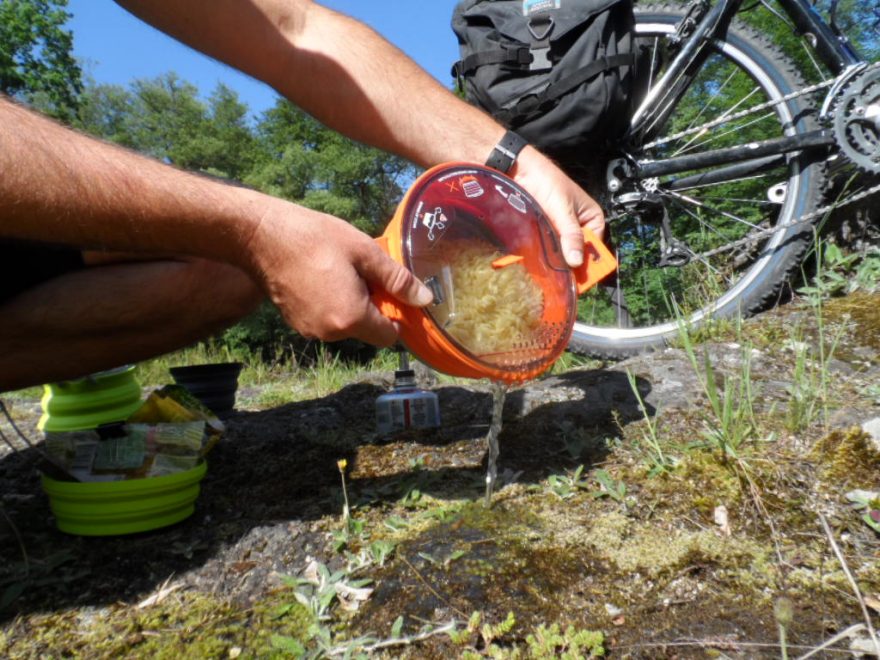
[0,95,432,346]
[115,0,604,267]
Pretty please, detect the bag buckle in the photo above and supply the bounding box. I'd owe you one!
[529,46,552,71]
[527,16,554,72]
[512,47,533,67]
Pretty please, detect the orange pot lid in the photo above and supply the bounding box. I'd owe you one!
[373,163,616,383]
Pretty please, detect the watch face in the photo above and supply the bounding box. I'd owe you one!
[399,164,576,373]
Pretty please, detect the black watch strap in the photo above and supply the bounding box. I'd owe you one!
[484,130,528,174]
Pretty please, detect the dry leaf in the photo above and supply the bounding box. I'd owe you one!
[335,582,373,612]
[302,560,321,585]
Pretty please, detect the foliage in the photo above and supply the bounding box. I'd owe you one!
[219,301,299,361]
[676,317,763,463]
[0,0,81,121]
[816,0,880,60]
[248,99,417,234]
[76,74,259,180]
[525,623,605,659]
[449,610,517,656]
[846,490,880,534]
[449,611,605,658]
[545,465,591,500]
[625,369,673,473]
[591,468,629,508]
[784,335,822,433]
[799,241,880,302]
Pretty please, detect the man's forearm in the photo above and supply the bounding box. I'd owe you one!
[115,0,504,168]
[0,95,266,267]
[113,0,605,265]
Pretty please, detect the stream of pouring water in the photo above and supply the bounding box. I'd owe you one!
[484,381,507,506]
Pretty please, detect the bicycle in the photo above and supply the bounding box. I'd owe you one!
[567,0,880,357]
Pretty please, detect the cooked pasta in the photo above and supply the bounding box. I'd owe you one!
[443,241,545,358]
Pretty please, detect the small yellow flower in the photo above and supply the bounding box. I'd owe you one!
[337,458,348,471]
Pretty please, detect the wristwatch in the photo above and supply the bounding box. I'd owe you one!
[485,130,528,174]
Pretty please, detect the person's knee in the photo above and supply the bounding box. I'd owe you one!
[180,259,263,329]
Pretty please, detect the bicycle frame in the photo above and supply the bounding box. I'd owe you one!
[626,0,866,183]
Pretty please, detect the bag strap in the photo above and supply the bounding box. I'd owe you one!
[496,52,634,124]
[452,45,533,79]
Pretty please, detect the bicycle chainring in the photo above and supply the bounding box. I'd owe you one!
[833,67,880,174]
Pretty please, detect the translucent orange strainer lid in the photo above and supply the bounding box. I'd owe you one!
[373,163,616,383]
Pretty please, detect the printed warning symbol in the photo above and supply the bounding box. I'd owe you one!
[460,175,484,198]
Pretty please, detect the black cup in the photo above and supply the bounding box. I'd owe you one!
[169,362,243,415]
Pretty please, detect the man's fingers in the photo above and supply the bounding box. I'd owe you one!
[561,202,606,267]
[362,243,433,307]
[356,303,401,347]
[581,205,605,243]
[560,228,585,268]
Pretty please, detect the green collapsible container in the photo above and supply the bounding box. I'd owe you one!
[38,366,142,432]
[41,461,207,536]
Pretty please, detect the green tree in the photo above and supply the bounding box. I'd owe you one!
[77,74,259,181]
[248,99,416,234]
[126,73,209,167]
[75,80,138,147]
[0,0,81,121]
[199,83,259,180]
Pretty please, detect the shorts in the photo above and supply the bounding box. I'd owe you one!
[0,241,85,305]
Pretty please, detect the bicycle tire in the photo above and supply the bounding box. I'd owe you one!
[568,4,826,358]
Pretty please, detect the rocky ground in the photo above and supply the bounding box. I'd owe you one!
[1,293,879,658]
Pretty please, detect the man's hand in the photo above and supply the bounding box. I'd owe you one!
[244,199,433,347]
[511,146,605,268]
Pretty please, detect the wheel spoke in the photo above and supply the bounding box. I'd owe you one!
[673,110,777,156]
[664,189,765,231]
[662,198,741,285]
[678,68,742,140]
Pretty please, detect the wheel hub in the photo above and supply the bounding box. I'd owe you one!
[833,67,880,174]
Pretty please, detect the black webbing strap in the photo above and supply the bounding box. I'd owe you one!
[495,52,635,124]
[451,46,533,78]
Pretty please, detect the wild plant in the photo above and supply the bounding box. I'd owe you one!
[676,314,760,464]
[788,233,851,431]
[625,369,673,474]
[545,464,591,500]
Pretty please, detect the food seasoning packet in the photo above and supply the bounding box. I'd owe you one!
[92,433,147,472]
[148,453,201,477]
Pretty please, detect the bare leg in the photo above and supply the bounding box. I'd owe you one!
[0,258,262,392]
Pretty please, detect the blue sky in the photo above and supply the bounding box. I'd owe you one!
[67,1,461,119]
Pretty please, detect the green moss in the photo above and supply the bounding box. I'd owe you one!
[637,450,744,517]
[2,590,312,659]
[824,292,880,352]
[584,511,766,579]
[810,427,880,488]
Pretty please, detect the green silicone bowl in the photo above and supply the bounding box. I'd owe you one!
[41,461,207,536]
[38,365,142,433]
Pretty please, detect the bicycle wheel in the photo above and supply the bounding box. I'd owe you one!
[568,5,826,358]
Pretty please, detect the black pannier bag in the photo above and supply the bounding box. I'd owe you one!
[452,0,636,173]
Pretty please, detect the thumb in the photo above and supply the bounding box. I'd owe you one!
[361,244,434,307]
